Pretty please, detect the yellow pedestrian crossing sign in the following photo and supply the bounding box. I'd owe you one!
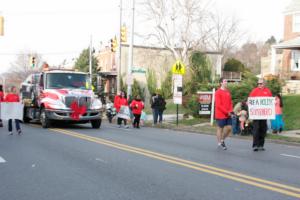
[172,60,185,75]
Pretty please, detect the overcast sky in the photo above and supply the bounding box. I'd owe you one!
[0,0,291,74]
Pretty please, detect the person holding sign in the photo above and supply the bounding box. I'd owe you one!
[215,78,233,150]
[114,91,129,128]
[0,85,4,127]
[249,78,272,151]
[4,86,22,135]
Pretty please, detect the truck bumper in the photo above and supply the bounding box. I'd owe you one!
[45,109,102,121]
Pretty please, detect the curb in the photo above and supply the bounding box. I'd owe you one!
[144,122,300,147]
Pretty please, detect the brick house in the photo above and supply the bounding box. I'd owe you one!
[270,0,300,93]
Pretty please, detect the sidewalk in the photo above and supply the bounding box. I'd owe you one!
[279,130,300,138]
[145,114,300,141]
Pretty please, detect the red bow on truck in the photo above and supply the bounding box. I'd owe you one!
[70,101,86,120]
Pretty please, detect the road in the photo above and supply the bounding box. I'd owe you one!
[0,121,300,200]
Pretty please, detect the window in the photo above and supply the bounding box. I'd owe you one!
[293,13,300,33]
[46,73,90,89]
[291,50,300,71]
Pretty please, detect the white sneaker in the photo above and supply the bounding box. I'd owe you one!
[9,132,13,135]
[125,125,129,129]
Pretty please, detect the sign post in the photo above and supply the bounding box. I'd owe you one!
[172,60,185,126]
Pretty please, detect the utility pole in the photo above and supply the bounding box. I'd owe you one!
[117,0,123,94]
[89,35,93,83]
[127,0,135,97]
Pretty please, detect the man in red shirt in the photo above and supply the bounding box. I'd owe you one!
[215,78,233,150]
[249,78,272,151]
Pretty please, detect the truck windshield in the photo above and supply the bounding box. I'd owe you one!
[46,73,91,90]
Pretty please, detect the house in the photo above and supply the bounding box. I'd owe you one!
[96,44,223,100]
[270,0,300,93]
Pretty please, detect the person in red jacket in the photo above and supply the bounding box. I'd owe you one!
[4,86,22,135]
[215,78,233,150]
[130,95,144,128]
[249,78,272,151]
[0,85,4,127]
[114,91,129,128]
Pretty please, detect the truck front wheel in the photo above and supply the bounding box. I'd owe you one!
[40,108,51,128]
[91,119,101,129]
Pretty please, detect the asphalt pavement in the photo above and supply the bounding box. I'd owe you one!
[0,121,299,200]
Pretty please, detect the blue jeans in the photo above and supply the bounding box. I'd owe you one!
[231,115,240,135]
[8,119,21,132]
[154,109,163,124]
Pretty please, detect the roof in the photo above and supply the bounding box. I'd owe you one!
[284,0,300,14]
[273,37,300,49]
[45,70,87,75]
[98,71,117,77]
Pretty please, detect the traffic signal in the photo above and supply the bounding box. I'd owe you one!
[110,37,118,52]
[121,25,127,43]
[30,56,36,68]
[0,16,4,36]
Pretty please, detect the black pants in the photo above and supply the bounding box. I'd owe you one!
[133,114,141,128]
[8,119,21,132]
[117,118,127,126]
[252,120,267,147]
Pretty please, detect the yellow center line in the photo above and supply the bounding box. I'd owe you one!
[46,128,300,198]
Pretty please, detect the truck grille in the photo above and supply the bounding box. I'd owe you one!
[65,96,91,109]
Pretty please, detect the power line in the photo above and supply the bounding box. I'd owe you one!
[0,51,80,56]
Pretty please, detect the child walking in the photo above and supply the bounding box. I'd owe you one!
[271,94,284,134]
[130,95,144,128]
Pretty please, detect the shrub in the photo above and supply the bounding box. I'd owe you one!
[131,79,145,100]
[186,95,200,117]
[224,58,246,72]
[146,69,157,96]
[161,70,172,99]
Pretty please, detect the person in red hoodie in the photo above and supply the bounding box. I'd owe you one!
[5,86,22,135]
[215,78,233,150]
[114,91,129,128]
[249,78,272,151]
[130,95,144,128]
[0,85,4,127]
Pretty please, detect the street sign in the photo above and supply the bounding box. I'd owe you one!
[172,60,185,75]
[131,67,146,74]
[173,74,182,104]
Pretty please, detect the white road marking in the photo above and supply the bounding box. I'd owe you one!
[0,156,6,163]
[95,158,107,164]
[280,154,300,159]
[110,126,131,131]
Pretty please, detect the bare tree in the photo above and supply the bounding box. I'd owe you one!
[138,0,243,65]
[138,0,212,64]
[206,12,244,54]
[4,51,43,86]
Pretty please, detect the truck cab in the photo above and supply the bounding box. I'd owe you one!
[21,70,102,128]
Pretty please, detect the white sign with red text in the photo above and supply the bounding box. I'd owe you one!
[247,97,275,120]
